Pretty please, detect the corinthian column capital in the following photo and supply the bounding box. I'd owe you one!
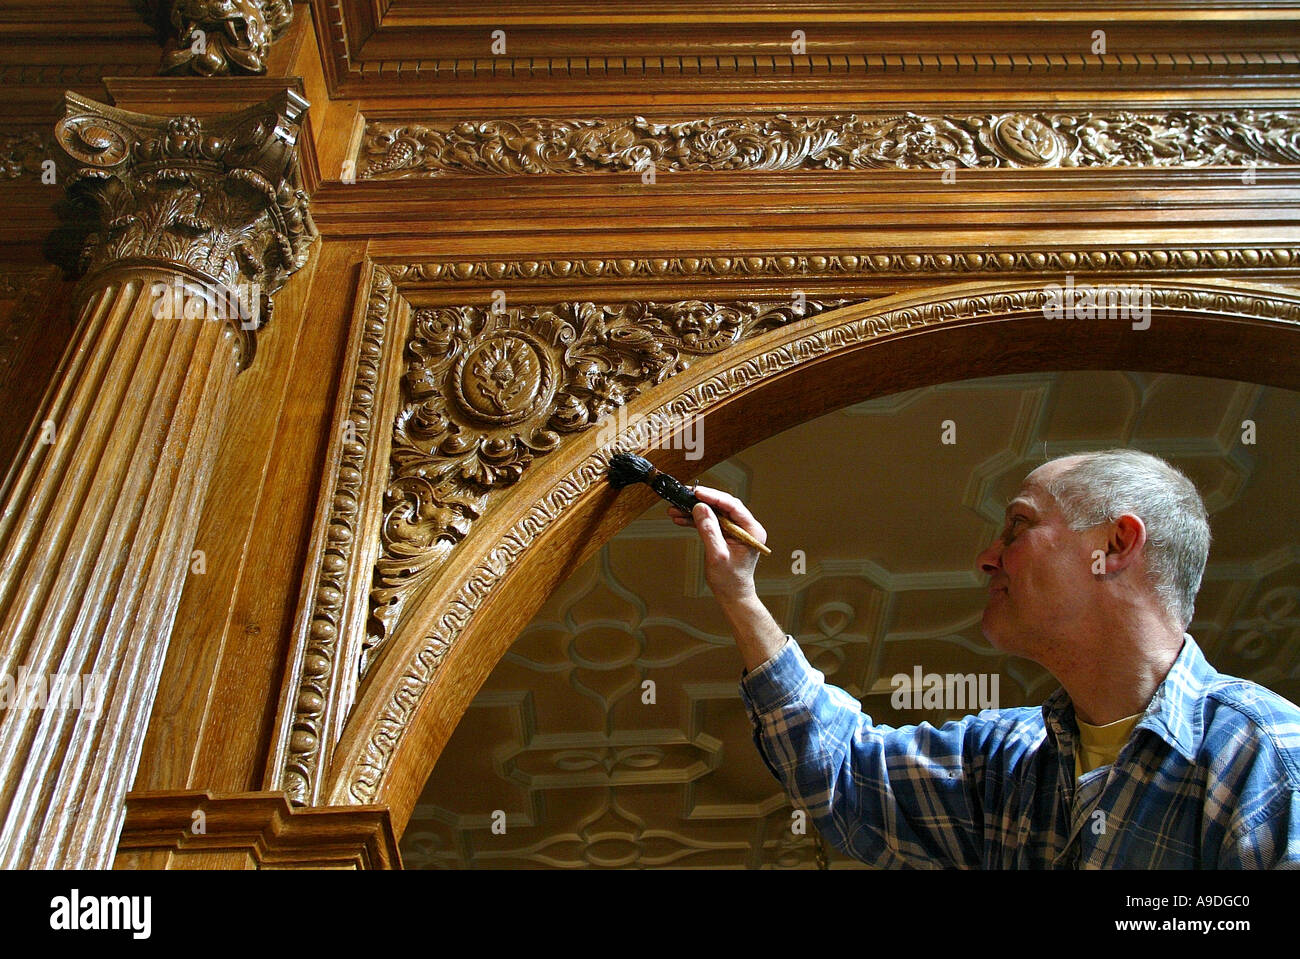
[54,89,315,330]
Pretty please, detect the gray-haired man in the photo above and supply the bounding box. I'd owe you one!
[671,449,1300,867]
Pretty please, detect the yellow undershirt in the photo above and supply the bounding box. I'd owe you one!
[1074,711,1143,779]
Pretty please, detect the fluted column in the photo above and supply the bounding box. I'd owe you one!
[0,90,314,869]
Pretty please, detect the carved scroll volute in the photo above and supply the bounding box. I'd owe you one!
[152,0,295,77]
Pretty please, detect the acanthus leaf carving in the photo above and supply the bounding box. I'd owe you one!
[360,110,1300,179]
[364,295,855,673]
[53,90,316,308]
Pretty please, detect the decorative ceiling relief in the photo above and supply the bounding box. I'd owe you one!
[365,296,858,672]
[360,110,1300,179]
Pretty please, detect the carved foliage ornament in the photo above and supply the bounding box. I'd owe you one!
[1,132,53,181]
[365,296,853,671]
[281,289,853,804]
[158,0,294,77]
[361,110,1300,178]
[53,90,316,308]
[341,283,1300,805]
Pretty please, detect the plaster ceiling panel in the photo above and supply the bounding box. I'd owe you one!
[882,587,990,636]
[414,699,533,813]
[683,694,788,813]
[739,387,1028,575]
[488,651,610,736]
[1041,370,1135,440]
[1199,564,1300,704]
[1132,375,1257,442]
[1202,387,1299,567]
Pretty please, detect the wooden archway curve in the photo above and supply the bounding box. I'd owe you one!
[325,277,1300,837]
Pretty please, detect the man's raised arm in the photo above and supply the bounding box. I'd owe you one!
[667,485,786,672]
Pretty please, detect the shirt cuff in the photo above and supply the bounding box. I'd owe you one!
[739,635,818,713]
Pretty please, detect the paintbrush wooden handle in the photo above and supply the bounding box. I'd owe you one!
[714,513,773,556]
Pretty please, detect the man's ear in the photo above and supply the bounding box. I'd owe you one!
[1104,513,1147,573]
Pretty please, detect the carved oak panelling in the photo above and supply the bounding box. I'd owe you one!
[278,278,859,804]
[361,111,1300,178]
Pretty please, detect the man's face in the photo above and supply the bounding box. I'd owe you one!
[976,458,1101,663]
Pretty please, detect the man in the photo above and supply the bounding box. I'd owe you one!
[669,448,1300,868]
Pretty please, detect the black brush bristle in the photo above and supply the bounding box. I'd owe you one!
[608,452,654,488]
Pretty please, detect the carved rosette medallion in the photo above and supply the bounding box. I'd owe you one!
[361,109,1300,179]
[52,90,316,354]
[989,114,1066,165]
[452,332,557,426]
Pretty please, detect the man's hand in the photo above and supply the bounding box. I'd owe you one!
[667,485,766,605]
[668,485,787,671]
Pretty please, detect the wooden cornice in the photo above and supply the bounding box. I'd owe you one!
[310,0,1300,97]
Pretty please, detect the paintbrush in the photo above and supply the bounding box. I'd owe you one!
[607,452,772,556]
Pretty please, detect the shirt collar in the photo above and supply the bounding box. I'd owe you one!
[1041,634,1213,763]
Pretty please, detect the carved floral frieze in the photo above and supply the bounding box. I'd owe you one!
[361,110,1300,179]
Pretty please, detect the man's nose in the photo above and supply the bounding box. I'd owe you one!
[976,539,1002,576]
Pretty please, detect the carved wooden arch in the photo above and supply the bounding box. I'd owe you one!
[323,276,1300,838]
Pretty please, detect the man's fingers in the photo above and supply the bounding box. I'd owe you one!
[691,485,767,544]
[692,503,733,562]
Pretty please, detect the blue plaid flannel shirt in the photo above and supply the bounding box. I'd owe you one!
[740,634,1300,868]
